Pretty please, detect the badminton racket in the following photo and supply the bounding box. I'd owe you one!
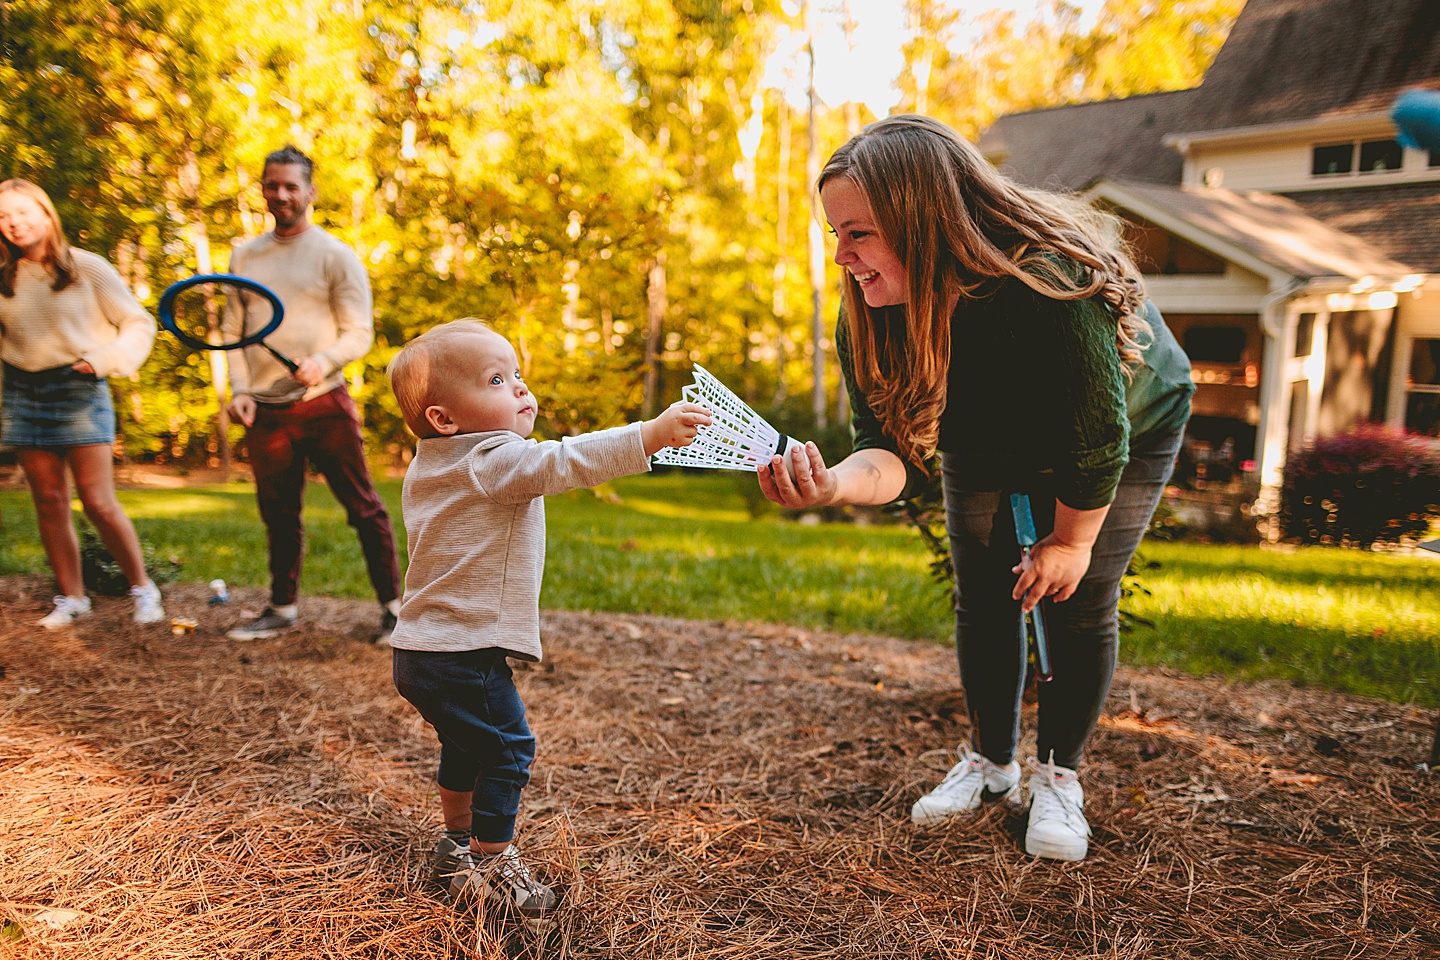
[1011,492,1054,683]
[157,274,307,406]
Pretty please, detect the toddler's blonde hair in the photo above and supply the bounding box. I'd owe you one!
[387,319,502,438]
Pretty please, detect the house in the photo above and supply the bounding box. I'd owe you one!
[979,0,1440,519]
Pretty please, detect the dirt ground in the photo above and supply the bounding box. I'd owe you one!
[0,575,1436,960]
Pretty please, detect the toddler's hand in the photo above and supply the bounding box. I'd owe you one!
[641,401,712,456]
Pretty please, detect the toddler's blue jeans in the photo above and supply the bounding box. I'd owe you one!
[392,646,536,844]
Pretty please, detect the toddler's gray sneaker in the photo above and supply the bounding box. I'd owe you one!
[448,844,558,920]
[431,834,471,887]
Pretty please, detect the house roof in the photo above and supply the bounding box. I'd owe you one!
[1094,181,1418,280]
[977,0,1440,276]
[1282,181,1440,273]
[1180,0,1440,132]
[980,89,1197,192]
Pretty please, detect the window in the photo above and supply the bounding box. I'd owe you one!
[1359,139,1403,172]
[1293,313,1315,358]
[1185,326,1248,364]
[1429,150,1440,168]
[1405,339,1440,437]
[1312,143,1354,176]
[1411,338,1440,385]
[1118,213,1225,275]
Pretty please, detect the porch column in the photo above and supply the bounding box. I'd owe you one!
[1253,295,1299,514]
[1302,307,1330,445]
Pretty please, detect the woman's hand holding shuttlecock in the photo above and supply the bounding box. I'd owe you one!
[641,401,713,456]
[757,441,836,507]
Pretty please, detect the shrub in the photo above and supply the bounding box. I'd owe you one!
[1279,424,1440,549]
[80,525,183,596]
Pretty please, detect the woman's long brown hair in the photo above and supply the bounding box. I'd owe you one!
[818,114,1150,469]
[0,179,76,297]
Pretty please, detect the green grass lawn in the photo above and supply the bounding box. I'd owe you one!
[2,472,1437,707]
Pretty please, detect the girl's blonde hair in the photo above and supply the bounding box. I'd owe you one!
[0,179,76,297]
[818,114,1150,469]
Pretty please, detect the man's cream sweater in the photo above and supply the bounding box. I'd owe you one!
[223,226,373,402]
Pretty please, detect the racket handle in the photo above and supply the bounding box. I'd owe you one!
[263,343,300,373]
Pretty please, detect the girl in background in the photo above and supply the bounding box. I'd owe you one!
[0,179,166,628]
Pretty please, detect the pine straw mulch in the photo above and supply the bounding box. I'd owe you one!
[0,575,1437,960]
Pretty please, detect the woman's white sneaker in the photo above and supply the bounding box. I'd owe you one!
[911,749,1022,825]
[1024,758,1091,861]
[131,581,166,624]
[37,595,92,629]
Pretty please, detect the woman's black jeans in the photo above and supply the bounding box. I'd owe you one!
[941,427,1183,770]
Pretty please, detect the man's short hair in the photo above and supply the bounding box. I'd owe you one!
[263,144,315,182]
[387,320,499,438]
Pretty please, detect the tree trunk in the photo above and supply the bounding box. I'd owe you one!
[644,252,668,419]
[182,149,232,475]
[805,5,827,430]
[772,97,792,408]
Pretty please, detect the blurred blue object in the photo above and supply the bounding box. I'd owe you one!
[1391,89,1440,152]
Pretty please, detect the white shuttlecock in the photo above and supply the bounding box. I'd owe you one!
[652,365,802,472]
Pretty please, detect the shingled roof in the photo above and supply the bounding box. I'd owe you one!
[1096,181,1418,279]
[1283,181,1440,272]
[981,89,1196,191]
[1183,0,1440,131]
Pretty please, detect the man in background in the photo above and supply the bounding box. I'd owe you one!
[224,144,401,645]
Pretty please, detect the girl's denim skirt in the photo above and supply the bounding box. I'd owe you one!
[1,362,115,448]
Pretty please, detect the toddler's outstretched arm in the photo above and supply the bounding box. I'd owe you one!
[641,401,712,456]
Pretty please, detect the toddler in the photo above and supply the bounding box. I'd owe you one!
[385,319,709,919]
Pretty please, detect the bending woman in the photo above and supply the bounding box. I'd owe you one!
[0,179,166,628]
[760,116,1193,861]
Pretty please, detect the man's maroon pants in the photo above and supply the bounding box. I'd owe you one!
[246,386,400,608]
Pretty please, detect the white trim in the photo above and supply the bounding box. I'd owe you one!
[1164,112,1395,153]
[1254,295,1299,508]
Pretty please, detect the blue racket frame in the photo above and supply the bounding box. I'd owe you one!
[157,273,296,371]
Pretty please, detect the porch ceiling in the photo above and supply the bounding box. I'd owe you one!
[1093,180,1420,282]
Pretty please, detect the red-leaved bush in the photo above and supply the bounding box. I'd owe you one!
[1279,424,1440,548]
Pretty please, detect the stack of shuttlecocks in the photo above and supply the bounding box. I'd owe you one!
[652,365,802,472]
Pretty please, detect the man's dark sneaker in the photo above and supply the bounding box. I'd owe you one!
[448,844,558,920]
[226,607,298,642]
[373,609,398,647]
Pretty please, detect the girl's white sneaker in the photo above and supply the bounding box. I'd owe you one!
[911,749,1023,825]
[1025,757,1091,861]
[131,581,166,624]
[38,595,92,629]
